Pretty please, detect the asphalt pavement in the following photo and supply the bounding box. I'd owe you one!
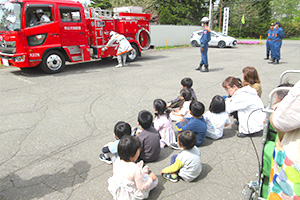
[0,40,300,200]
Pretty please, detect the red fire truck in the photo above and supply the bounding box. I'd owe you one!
[0,0,151,73]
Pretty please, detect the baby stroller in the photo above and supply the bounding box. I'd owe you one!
[242,70,300,200]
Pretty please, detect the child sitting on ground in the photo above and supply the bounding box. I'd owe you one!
[153,99,176,148]
[161,130,202,183]
[108,136,158,199]
[203,95,231,140]
[169,88,193,122]
[171,101,207,149]
[167,77,197,108]
[99,121,131,164]
[136,110,161,162]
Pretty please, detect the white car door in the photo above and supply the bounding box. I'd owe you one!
[209,32,219,46]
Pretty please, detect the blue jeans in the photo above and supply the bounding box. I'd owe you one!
[171,155,177,165]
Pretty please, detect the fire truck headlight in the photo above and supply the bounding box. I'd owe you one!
[27,34,48,46]
[15,55,25,62]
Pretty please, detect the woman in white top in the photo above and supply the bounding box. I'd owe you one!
[222,76,265,138]
[203,95,230,139]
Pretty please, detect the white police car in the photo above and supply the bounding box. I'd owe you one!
[190,30,237,48]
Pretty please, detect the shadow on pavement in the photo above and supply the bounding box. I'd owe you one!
[156,147,174,162]
[9,54,167,77]
[193,163,212,182]
[208,67,224,72]
[0,161,91,200]
[148,176,166,199]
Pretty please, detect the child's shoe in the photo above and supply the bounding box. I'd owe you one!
[170,143,183,150]
[99,153,113,164]
[162,173,179,183]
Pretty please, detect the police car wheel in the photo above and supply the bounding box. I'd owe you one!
[40,50,65,74]
[218,41,226,48]
[127,44,139,62]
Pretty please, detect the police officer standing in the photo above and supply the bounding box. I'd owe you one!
[264,23,275,60]
[270,21,285,64]
[195,17,211,72]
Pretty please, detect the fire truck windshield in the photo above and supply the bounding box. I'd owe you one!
[0,2,21,31]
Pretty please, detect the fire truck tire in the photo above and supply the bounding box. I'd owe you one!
[40,50,65,73]
[127,44,139,62]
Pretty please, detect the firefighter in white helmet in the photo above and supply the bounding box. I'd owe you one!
[36,9,50,23]
[195,17,211,72]
[102,31,133,68]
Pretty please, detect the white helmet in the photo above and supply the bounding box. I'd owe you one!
[110,31,116,37]
[200,17,210,23]
[36,9,44,14]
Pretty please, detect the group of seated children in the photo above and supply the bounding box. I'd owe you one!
[102,69,268,199]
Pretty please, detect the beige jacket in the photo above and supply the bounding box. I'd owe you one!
[271,80,300,165]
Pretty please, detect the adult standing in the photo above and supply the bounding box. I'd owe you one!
[222,76,265,138]
[267,80,300,199]
[264,23,275,60]
[102,31,133,68]
[270,21,285,64]
[195,17,211,72]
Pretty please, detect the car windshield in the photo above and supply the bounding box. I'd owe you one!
[216,32,229,37]
[0,1,21,31]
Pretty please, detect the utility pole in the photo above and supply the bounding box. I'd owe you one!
[208,0,212,29]
[218,0,223,32]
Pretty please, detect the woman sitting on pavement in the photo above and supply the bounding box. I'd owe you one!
[222,76,265,138]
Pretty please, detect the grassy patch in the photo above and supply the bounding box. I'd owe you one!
[155,45,190,50]
[285,37,300,40]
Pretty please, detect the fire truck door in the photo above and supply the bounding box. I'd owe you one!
[59,7,88,47]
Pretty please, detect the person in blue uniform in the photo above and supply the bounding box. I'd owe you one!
[195,17,211,72]
[264,23,275,60]
[270,21,285,64]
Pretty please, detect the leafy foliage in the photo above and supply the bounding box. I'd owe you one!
[87,0,300,37]
[155,0,210,25]
[90,0,112,9]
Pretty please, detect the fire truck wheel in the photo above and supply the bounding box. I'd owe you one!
[40,50,65,73]
[127,44,139,62]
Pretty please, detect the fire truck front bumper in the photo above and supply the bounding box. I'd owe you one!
[0,52,32,68]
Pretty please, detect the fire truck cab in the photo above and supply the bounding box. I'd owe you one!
[0,0,151,73]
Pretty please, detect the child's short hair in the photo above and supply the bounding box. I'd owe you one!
[180,88,192,101]
[118,136,141,162]
[276,82,294,101]
[189,101,205,117]
[114,121,132,139]
[209,95,226,114]
[138,110,153,129]
[178,130,196,149]
[181,77,193,89]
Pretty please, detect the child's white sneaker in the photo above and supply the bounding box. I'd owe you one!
[99,153,113,164]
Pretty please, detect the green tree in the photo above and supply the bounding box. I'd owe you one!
[90,0,112,9]
[216,0,271,38]
[155,0,210,25]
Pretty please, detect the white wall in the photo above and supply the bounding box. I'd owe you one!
[150,24,203,47]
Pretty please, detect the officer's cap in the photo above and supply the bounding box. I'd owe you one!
[270,23,275,26]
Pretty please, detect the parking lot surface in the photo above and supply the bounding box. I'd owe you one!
[1,40,300,200]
